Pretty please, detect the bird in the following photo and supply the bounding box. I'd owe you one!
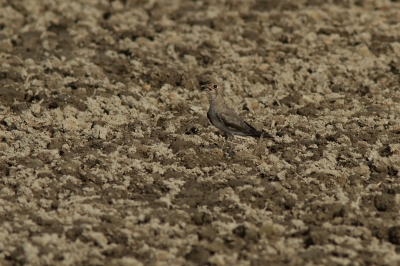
[202,83,273,156]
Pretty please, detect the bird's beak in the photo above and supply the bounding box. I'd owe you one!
[201,84,209,91]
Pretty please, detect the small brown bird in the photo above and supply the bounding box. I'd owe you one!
[202,83,272,155]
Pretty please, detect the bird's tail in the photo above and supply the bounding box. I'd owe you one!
[247,131,273,138]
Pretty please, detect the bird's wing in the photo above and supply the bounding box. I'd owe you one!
[243,120,258,131]
[216,108,257,133]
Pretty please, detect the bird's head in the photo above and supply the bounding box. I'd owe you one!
[201,83,222,100]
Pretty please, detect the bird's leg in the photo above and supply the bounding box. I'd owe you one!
[228,135,235,156]
[221,134,228,151]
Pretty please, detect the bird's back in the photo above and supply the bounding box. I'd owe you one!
[209,96,264,136]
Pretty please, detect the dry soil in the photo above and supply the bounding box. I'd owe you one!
[1,0,400,265]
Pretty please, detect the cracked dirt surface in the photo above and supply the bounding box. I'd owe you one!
[1,0,400,265]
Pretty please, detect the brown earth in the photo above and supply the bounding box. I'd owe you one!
[1,0,400,265]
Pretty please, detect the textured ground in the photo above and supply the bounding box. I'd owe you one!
[1,0,400,265]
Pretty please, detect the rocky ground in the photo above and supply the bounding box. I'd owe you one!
[1,0,400,265]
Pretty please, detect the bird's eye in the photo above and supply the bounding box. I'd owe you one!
[213,84,218,89]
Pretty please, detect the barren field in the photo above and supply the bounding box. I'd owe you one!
[1,0,400,265]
